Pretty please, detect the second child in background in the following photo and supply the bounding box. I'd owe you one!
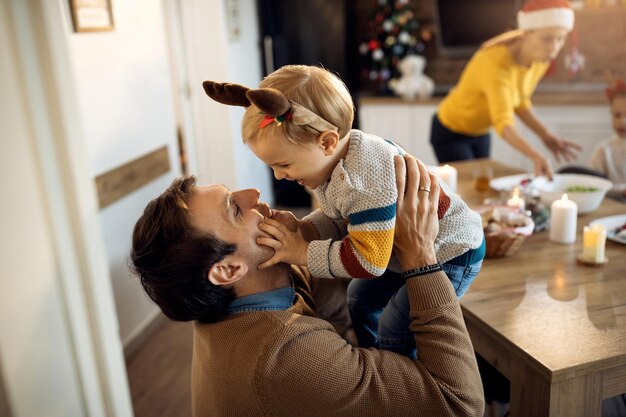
[588,79,626,199]
[203,65,485,358]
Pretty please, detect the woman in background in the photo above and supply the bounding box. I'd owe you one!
[430,0,582,179]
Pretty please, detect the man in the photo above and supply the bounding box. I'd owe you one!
[130,155,484,417]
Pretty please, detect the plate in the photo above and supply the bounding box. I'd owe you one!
[489,174,533,192]
[589,214,626,244]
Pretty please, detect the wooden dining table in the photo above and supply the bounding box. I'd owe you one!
[451,159,626,417]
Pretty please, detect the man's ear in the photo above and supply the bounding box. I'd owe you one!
[317,130,340,156]
[207,256,249,286]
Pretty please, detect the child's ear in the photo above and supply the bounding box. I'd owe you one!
[318,130,340,156]
[207,256,249,286]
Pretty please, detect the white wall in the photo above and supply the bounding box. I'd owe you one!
[224,0,274,196]
[61,0,270,347]
[62,0,181,344]
[174,0,272,200]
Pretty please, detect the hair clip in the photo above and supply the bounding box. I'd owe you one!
[259,111,293,129]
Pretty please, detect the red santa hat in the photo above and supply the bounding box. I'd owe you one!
[517,0,575,32]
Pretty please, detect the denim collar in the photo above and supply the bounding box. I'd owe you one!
[224,285,296,315]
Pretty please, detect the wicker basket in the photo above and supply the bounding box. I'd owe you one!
[480,206,535,258]
[485,230,528,258]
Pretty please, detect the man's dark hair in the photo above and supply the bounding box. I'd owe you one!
[130,176,236,323]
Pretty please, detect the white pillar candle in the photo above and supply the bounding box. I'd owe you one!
[582,224,607,263]
[549,194,578,244]
[437,164,457,193]
[506,187,525,211]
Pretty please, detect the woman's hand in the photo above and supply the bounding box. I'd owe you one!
[393,155,439,270]
[541,132,582,163]
[257,219,309,269]
[532,154,554,180]
[500,125,556,180]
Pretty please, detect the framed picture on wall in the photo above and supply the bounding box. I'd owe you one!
[69,0,114,32]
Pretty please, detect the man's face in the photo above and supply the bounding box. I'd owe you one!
[186,185,273,267]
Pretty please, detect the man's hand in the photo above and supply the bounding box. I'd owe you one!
[393,155,439,270]
[257,218,309,269]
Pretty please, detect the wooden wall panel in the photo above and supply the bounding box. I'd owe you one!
[95,146,170,209]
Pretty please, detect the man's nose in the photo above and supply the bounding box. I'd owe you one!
[239,189,261,208]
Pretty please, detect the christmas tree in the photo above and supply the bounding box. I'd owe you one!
[359,0,426,94]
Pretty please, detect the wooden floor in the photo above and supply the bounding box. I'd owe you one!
[126,319,193,417]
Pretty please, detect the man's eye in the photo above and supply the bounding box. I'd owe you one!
[234,203,241,217]
[278,164,290,168]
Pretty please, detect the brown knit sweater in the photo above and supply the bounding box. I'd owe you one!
[191,267,484,417]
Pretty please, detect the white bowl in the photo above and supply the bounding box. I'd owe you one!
[533,174,612,214]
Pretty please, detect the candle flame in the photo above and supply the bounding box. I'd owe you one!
[589,224,607,233]
[556,273,564,289]
[562,193,569,201]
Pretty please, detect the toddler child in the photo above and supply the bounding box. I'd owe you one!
[203,65,485,358]
[588,78,626,199]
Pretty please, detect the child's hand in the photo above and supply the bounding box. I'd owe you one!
[257,218,309,269]
[269,209,298,232]
[269,210,318,241]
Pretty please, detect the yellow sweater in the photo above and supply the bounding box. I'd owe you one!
[438,44,549,136]
[191,266,484,417]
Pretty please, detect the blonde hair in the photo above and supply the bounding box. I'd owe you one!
[242,65,354,145]
[481,29,524,50]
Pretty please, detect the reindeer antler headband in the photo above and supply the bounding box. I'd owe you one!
[202,80,338,132]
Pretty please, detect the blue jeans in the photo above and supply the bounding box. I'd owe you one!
[347,240,485,359]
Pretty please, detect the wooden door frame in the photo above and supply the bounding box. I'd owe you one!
[3,0,133,415]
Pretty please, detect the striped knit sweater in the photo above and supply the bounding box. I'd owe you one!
[304,129,483,279]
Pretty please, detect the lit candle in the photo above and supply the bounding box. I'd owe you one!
[581,224,607,263]
[506,187,525,211]
[549,194,577,244]
[436,164,457,193]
